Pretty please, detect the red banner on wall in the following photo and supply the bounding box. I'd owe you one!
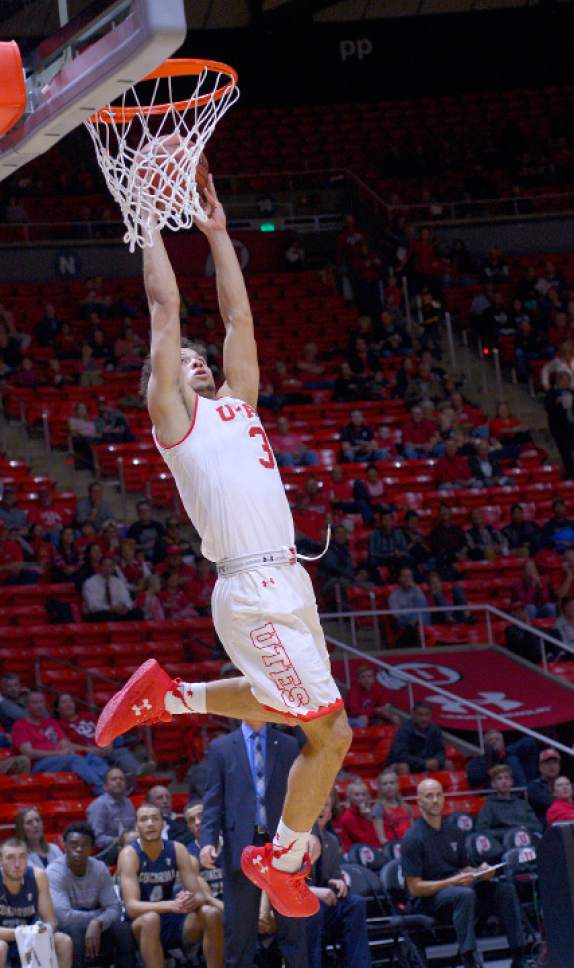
[332,646,574,731]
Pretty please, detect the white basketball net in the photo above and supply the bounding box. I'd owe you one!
[84,66,239,251]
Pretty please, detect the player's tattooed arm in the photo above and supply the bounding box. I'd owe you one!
[197,176,259,407]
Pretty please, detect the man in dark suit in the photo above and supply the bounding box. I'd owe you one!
[307,793,371,968]
[200,721,308,968]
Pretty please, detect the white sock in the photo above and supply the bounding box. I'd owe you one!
[272,818,310,873]
[164,681,207,715]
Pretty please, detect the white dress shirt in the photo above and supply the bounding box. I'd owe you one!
[82,573,133,613]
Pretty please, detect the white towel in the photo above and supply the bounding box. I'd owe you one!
[15,922,58,967]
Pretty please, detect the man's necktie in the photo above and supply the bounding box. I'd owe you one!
[253,733,267,829]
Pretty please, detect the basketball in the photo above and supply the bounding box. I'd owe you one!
[135,133,209,213]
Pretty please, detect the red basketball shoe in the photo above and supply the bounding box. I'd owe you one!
[95,658,179,747]
[241,843,319,918]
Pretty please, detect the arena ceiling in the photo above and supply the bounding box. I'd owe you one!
[0,0,570,38]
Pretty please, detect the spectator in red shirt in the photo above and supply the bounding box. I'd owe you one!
[160,571,198,620]
[268,415,318,467]
[156,545,195,582]
[434,438,472,490]
[27,487,66,545]
[546,776,574,825]
[28,536,56,584]
[489,402,531,448]
[351,464,388,526]
[55,693,148,781]
[327,465,355,512]
[54,526,82,584]
[117,537,150,594]
[337,781,383,852]
[163,515,194,559]
[510,560,556,619]
[293,477,330,516]
[345,665,398,727]
[12,692,108,793]
[372,770,413,843]
[135,573,165,622]
[402,405,443,459]
[374,423,398,459]
[0,521,35,585]
[185,557,216,615]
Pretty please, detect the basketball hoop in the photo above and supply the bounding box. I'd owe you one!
[84,58,239,251]
[0,42,26,137]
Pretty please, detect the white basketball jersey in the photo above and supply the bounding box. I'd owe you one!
[153,395,295,563]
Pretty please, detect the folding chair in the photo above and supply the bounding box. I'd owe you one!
[378,859,433,967]
[464,831,504,866]
[442,811,475,835]
[346,842,386,873]
[501,844,542,956]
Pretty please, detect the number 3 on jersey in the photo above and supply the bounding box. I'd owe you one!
[249,425,275,469]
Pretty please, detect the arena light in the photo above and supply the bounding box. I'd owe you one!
[260,221,276,232]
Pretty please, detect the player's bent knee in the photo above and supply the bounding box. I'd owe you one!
[182,914,202,944]
[55,932,73,953]
[134,911,161,935]
[202,904,223,927]
[301,707,352,757]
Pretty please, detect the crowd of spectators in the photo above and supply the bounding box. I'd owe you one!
[0,482,217,625]
[1,192,574,962]
[1,697,570,968]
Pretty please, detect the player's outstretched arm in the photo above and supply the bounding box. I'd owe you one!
[196,176,259,407]
[144,225,191,443]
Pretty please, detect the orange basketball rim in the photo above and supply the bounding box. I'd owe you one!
[89,58,238,124]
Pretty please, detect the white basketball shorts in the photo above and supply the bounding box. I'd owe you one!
[211,561,343,721]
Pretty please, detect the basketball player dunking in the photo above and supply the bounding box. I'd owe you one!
[95,177,352,918]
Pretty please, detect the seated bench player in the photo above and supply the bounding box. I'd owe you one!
[118,802,223,968]
[0,838,72,968]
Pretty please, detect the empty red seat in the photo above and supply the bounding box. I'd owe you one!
[40,801,91,833]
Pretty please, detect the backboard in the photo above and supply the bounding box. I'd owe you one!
[0,0,187,181]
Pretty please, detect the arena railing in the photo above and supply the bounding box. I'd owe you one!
[28,605,572,773]
[322,598,573,673]
[1,168,574,244]
[322,621,574,761]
